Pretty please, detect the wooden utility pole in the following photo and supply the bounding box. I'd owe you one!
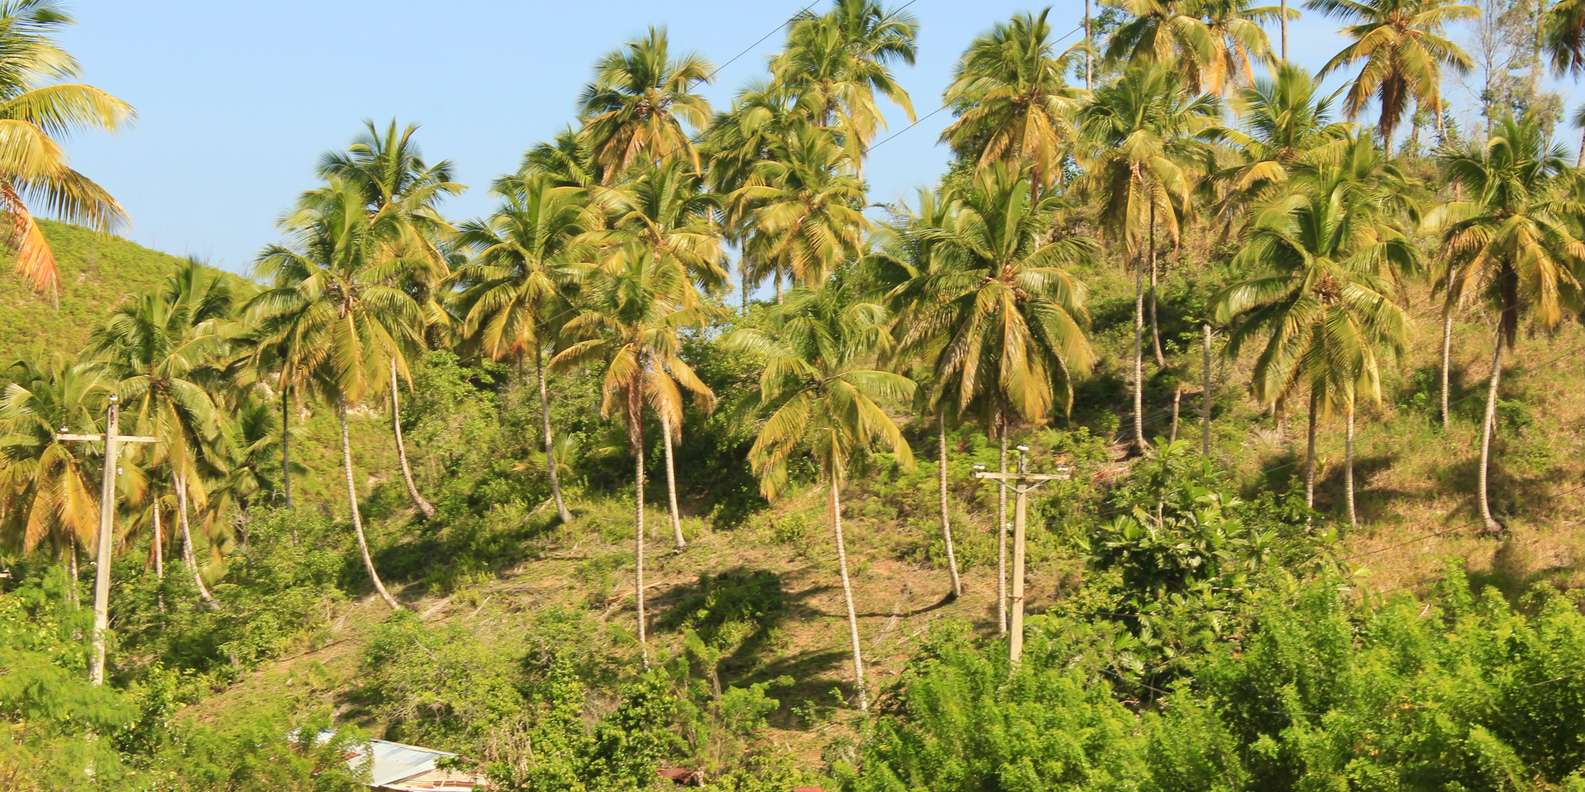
[975,446,1068,666]
[59,393,157,686]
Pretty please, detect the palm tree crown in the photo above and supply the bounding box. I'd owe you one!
[578,26,713,180]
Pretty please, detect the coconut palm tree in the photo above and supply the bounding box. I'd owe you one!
[598,160,725,548]
[1080,64,1219,452]
[940,8,1087,194]
[898,163,1095,633]
[0,0,134,298]
[1215,134,1416,527]
[1104,0,1279,97]
[0,356,105,585]
[728,124,867,289]
[319,120,461,521]
[1437,113,1582,534]
[88,260,235,605]
[726,281,915,712]
[455,173,595,524]
[578,27,713,181]
[702,81,803,307]
[774,0,918,160]
[1306,0,1477,148]
[1543,0,1585,163]
[550,249,716,663]
[250,178,426,610]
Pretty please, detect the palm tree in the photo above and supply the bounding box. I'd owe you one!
[1215,134,1416,527]
[456,172,595,524]
[774,0,918,160]
[319,120,461,521]
[1104,0,1279,97]
[728,124,867,289]
[599,160,726,548]
[551,249,716,663]
[577,27,712,181]
[250,178,426,610]
[1306,0,1477,148]
[0,356,105,585]
[0,0,134,298]
[702,81,803,307]
[1080,64,1219,453]
[521,126,600,190]
[726,282,915,712]
[1437,113,1582,534]
[898,163,1095,634]
[940,8,1086,195]
[1543,0,1585,164]
[88,261,234,605]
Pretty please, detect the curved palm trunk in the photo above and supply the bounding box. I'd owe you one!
[1345,396,1357,530]
[1304,388,1318,524]
[280,387,293,509]
[632,419,650,668]
[535,347,572,524]
[1168,385,1182,444]
[389,360,435,520]
[151,498,163,580]
[829,478,868,712]
[338,401,401,610]
[996,417,1009,636]
[773,269,784,305]
[1280,0,1289,61]
[1201,323,1213,456]
[175,472,214,606]
[660,417,685,550]
[936,414,962,599]
[1440,309,1453,429]
[1132,253,1148,453]
[1148,209,1166,368]
[1478,327,1506,535]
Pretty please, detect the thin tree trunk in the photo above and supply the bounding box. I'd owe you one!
[389,360,435,519]
[1169,385,1182,444]
[1577,123,1585,168]
[1084,0,1093,89]
[996,417,1009,636]
[66,544,78,609]
[1149,204,1166,368]
[1478,326,1505,535]
[661,417,685,550]
[1440,309,1454,429]
[740,258,750,314]
[151,497,163,580]
[774,268,784,304]
[535,347,572,524]
[936,414,962,599]
[633,420,649,667]
[339,401,401,610]
[1345,396,1357,530]
[830,478,868,712]
[280,386,292,509]
[1132,252,1148,453]
[175,472,214,606]
[1201,323,1213,455]
[1280,0,1288,61]
[1304,388,1318,522]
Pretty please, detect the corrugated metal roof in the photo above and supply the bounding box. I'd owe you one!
[316,730,485,791]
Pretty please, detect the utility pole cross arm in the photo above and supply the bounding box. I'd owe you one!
[57,432,158,443]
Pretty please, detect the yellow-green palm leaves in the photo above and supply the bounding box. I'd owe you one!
[598,159,727,295]
[0,355,106,556]
[0,0,134,297]
[1105,0,1279,96]
[1306,0,1476,147]
[900,164,1095,426]
[729,125,866,289]
[773,0,918,157]
[941,9,1086,192]
[578,27,713,180]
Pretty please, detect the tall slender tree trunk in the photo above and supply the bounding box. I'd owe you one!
[1304,388,1318,522]
[1440,309,1454,429]
[774,269,784,304]
[389,360,435,519]
[1577,123,1585,168]
[535,347,572,524]
[995,417,1009,636]
[1084,0,1093,89]
[1148,204,1166,368]
[936,414,962,599]
[1169,385,1182,444]
[661,417,686,550]
[338,401,401,610]
[633,420,649,667]
[1478,326,1506,535]
[280,387,292,509]
[151,497,163,580]
[66,544,78,609]
[1201,323,1213,455]
[1345,396,1358,530]
[1132,252,1148,453]
[175,472,214,606]
[1280,0,1288,61]
[740,257,750,314]
[829,478,868,712]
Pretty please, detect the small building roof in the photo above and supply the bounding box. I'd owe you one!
[317,730,489,792]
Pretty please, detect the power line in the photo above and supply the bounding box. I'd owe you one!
[702,1,822,85]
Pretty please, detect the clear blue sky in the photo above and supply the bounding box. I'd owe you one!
[55,1,1585,274]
